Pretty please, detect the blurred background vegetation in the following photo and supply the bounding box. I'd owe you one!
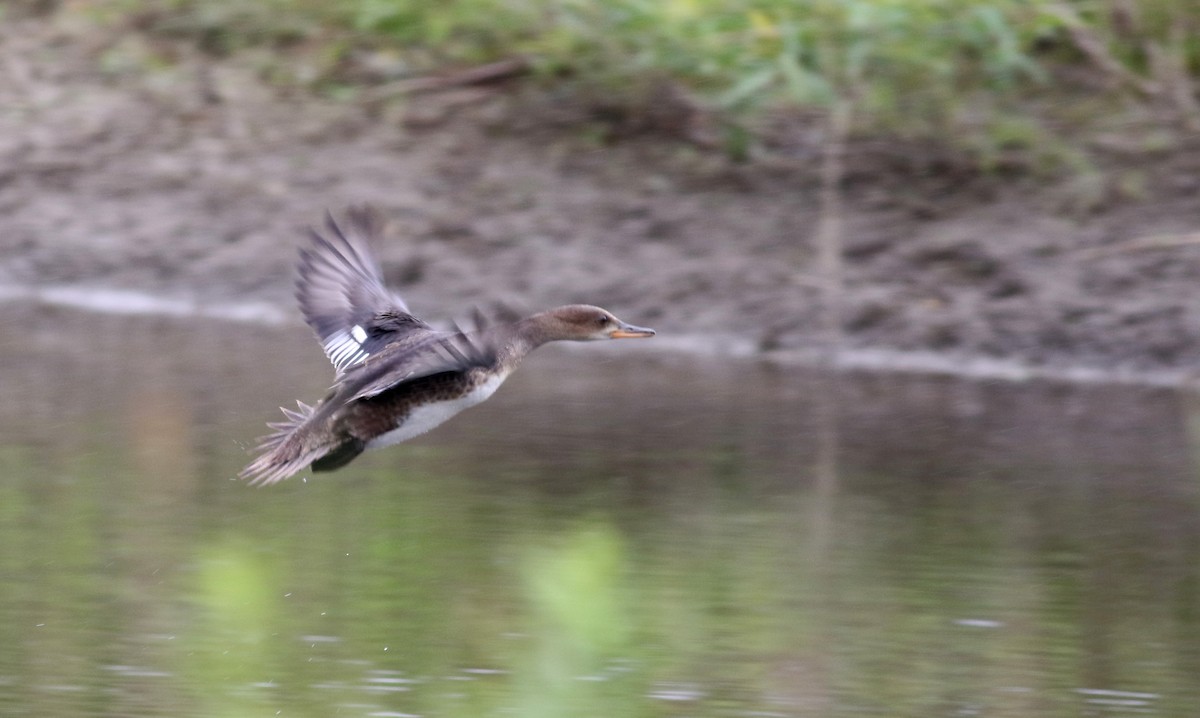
[30,0,1200,169]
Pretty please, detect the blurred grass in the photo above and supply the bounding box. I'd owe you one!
[64,0,1200,162]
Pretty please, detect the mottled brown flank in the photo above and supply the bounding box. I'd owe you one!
[337,369,484,442]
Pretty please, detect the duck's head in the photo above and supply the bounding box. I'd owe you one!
[532,304,656,342]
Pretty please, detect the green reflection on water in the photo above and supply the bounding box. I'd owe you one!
[189,538,278,718]
[4,431,1200,718]
[2,312,1200,717]
[515,521,637,718]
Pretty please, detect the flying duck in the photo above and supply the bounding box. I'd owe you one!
[240,206,655,485]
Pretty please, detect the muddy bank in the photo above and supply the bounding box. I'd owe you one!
[5,15,1200,373]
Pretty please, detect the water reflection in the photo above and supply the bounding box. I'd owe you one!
[0,304,1199,716]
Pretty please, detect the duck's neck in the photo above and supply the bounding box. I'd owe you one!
[482,313,573,372]
[504,316,558,359]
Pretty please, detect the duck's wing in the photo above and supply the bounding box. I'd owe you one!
[296,206,431,374]
[336,329,500,403]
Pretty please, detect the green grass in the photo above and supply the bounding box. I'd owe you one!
[71,0,1200,164]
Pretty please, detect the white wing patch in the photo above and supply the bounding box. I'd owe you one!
[323,327,370,372]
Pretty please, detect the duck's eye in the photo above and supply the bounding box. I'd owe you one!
[596,315,610,326]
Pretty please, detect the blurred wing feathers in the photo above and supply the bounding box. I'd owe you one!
[296,206,428,374]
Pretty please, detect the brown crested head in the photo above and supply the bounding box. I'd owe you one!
[525,304,656,343]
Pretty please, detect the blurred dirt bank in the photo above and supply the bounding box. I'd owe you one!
[5,15,1200,374]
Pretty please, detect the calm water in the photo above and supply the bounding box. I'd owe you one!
[2,303,1199,717]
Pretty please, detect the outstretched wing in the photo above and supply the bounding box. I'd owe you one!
[337,328,501,404]
[296,206,430,374]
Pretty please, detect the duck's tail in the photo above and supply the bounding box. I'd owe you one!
[239,401,331,486]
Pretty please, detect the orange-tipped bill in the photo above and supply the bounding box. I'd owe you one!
[609,322,656,339]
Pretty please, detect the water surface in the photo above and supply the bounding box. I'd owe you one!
[2,304,1198,717]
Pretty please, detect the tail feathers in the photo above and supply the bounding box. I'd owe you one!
[240,400,326,487]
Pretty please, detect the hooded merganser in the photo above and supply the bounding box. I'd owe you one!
[240,206,655,485]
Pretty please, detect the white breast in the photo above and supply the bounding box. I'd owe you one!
[365,373,507,450]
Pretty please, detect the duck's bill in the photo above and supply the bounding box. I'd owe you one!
[609,323,656,339]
